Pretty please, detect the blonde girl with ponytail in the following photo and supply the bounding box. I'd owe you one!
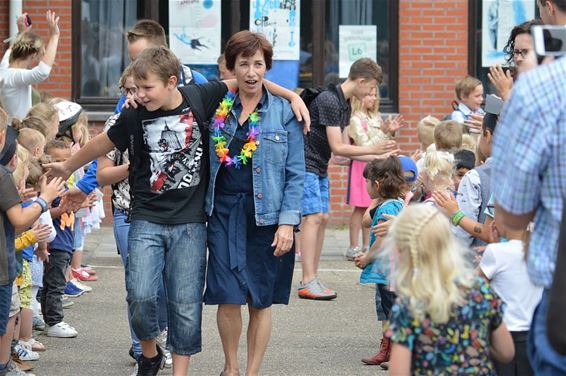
[385,204,515,375]
[0,11,60,120]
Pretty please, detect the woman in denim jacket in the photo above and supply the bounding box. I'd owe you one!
[204,31,305,376]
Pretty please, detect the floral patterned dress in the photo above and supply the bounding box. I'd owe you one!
[386,277,504,375]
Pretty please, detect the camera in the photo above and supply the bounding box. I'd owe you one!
[532,25,566,57]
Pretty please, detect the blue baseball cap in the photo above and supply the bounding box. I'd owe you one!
[399,155,418,183]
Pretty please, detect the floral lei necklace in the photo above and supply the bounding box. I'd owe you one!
[211,90,260,168]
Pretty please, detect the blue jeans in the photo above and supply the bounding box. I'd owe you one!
[126,220,207,355]
[528,289,566,375]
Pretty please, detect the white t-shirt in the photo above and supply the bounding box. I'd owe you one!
[480,239,543,332]
[0,49,51,121]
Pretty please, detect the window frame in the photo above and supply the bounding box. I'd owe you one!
[72,0,399,113]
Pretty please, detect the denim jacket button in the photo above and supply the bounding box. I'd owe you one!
[259,219,265,224]
[257,193,263,199]
[255,167,261,173]
[275,135,280,141]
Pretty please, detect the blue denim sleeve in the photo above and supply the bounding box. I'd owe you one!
[115,95,126,114]
[191,70,208,84]
[76,159,99,195]
[278,114,305,226]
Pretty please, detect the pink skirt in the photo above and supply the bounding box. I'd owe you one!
[347,160,372,208]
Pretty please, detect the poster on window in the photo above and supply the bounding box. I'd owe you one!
[249,0,300,60]
[481,0,536,67]
[169,0,221,65]
[338,25,377,78]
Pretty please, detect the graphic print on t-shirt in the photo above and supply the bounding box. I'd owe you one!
[142,112,203,194]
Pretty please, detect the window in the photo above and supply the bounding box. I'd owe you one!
[325,0,396,111]
[73,0,139,111]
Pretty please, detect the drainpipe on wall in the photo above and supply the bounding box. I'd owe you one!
[9,0,23,39]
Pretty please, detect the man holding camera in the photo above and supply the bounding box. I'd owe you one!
[492,1,566,374]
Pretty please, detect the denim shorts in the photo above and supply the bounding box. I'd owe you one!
[301,172,330,216]
[126,220,207,356]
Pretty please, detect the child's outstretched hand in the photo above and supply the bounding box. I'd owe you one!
[354,251,371,269]
[35,245,49,262]
[464,113,483,134]
[30,222,53,243]
[39,176,66,204]
[383,114,405,134]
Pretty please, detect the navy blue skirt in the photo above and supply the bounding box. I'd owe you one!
[204,193,295,308]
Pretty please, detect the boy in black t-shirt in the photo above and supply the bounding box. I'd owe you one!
[298,58,398,301]
[44,46,307,375]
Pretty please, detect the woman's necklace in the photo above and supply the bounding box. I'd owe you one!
[211,90,260,168]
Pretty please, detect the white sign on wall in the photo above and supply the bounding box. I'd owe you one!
[169,0,222,65]
[339,25,377,78]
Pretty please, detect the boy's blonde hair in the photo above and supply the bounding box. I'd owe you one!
[26,155,51,189]
[10,31,44,64]
[461,133,478,153]
[390,204,473,323]
[131,46,180,85]
[17,128,45,154]
[434,120,463,152]
[126,19,168,47]
[417,115,440,149]
[423,150,454,191]
[455,76,482,100]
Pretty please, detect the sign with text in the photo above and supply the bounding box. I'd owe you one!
[339,25,377,78]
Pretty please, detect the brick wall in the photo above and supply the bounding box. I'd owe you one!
[1,1,470,227]
[326,0,470,226]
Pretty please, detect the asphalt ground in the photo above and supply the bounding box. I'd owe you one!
[29,227,388,376]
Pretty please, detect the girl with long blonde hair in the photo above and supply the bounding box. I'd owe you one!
[385,204,514,374]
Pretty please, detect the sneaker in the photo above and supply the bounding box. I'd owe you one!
[72,268,98,281]
[62,295,74,308]
[32,316,45,331]
[3,360,34,376]
[156,331,172,369]
[46,322,78,338]
[64,281,84,297]
[137,345,165,376]
[345,246,361,261]
[70,279,92,293]
[19,339,46,352]
[10,353,33,372]
[13,345,39,361]
[298,277,337,300]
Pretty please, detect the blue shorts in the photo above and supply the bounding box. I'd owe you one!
[301,172,330,216]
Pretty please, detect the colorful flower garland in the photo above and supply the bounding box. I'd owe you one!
[211,90,260,168]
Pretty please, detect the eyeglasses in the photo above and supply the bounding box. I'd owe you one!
[119,86,137,97]
[512,49,530,59]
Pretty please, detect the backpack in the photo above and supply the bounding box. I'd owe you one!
[299,87,326,109]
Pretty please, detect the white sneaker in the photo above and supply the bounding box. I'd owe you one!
[13,344,39,361]
[344,246,361,261]
[130,363,138,376]
[70,279,92,292]
[46,321,78,338]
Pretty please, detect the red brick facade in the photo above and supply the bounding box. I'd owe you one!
[0,1,469,227]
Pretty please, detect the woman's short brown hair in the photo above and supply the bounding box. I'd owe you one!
[224,31,273,71]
